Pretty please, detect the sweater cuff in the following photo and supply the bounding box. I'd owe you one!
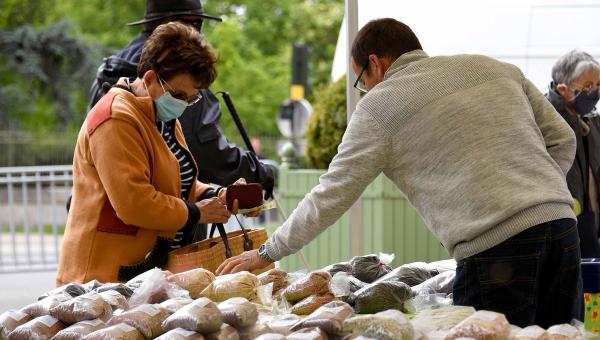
[183,200,201,229]
[264,238,283,262]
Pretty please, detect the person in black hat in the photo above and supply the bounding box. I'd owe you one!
[85,0,275,243]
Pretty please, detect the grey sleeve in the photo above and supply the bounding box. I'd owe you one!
[265,111,389,261]
[522,77,576,175]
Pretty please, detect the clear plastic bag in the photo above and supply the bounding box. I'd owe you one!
[282,271,331,303]
[287,326,327,340]
[160,297,194,314]
[266,314,301,335]
[199,272,259,303]
[128,268,191,308]
[254,333,285,340]
[108,303,170,339]
[321,262,352,276]
[21,291,72,318]
[290,293,335,315]
[410,305,475,334]
[375,262,439,286]
[162,297,223,334]
[37,283,89,301]
[330,272,367,298]
[0,310,32,339]
[513,325,549,340]
[52,319,107,340]
[351,280,414,314]
[290,300,354,334]
[237,323,272,340]
[444,310,511,340]
[547,323,582,340]
[257,269,288,295]
[343,309,413,340]
[99,290,129,312]
[155,327,206,339]
[168,268,216,299]
[84,280,104,291]
[7,315,66,340]
[217,297,258,328]
[50,291,112,324]
[96,283,134,299]
[82,322,144,340]
[204,324,239,340]
[412,270,455,296]
[405,293,453,314]
[349,253,394,283]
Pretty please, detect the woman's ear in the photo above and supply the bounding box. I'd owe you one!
[556,83,573,101]
[142,70,157,85]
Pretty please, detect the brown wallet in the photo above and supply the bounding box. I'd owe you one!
[226,183,263,211]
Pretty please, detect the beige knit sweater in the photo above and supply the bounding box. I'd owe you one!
[266,50,576,261]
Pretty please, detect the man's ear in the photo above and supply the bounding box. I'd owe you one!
[368,54,386,79]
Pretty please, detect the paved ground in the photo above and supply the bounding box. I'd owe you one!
[0,270,57,311]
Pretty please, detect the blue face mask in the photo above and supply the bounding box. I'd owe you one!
[151,78,188,122]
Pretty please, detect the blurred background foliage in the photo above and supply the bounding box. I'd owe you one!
[0,0,344,166]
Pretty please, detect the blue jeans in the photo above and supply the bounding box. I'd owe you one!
[453,218,583,328]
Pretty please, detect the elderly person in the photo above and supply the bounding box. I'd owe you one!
[546,50,600,258]
[57,22,251,285]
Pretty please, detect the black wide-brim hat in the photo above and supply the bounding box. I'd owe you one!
[127,0,222,26]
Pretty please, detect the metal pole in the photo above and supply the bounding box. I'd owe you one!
[219,91,311,270]
[346,0,363,257]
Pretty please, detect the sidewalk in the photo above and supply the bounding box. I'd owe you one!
[0,271,56,311]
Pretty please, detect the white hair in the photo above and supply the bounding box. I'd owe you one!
[552,50,600,86]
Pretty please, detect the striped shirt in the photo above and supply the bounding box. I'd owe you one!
[157,120,197,249]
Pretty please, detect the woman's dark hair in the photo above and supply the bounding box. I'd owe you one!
[351,18,422,73]
[138,21,217,88]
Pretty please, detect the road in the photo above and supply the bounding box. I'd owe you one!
[0,270,57,311]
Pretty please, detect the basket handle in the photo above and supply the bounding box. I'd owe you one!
[209,223,233,258]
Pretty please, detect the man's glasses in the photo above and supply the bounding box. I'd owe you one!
[159,77,202,106]
[353,61,369,93]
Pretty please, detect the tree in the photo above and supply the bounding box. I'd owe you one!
[305,76,347,169]
[0,0,344,163]
[0,20,96,131]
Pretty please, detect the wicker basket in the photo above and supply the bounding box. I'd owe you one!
[167,227,274,275]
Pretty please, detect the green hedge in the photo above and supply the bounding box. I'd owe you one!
[305,76,347,169]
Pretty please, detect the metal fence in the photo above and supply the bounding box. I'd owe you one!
[0,165,72,272]
[0,164,280,273]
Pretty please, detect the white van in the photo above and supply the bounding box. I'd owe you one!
[332,0,600,94]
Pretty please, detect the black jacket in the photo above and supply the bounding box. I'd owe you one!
[88,32,274,194]
[546,86,600,257]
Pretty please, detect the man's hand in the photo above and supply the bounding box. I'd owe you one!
[196,197,230,224]
[216,249,270,275]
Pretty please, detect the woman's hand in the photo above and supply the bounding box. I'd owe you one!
[217,178,247,204]
[231,199,263,218]
[218,178,263,217]
[196,197,230,224]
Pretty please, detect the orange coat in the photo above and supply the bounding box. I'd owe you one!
[57,87,212,285]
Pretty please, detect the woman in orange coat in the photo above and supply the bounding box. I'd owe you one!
[57,22,249,285]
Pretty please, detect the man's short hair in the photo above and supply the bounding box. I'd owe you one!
[138,21,217,88]
[351,18,422,73]
[551,50,600,86]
